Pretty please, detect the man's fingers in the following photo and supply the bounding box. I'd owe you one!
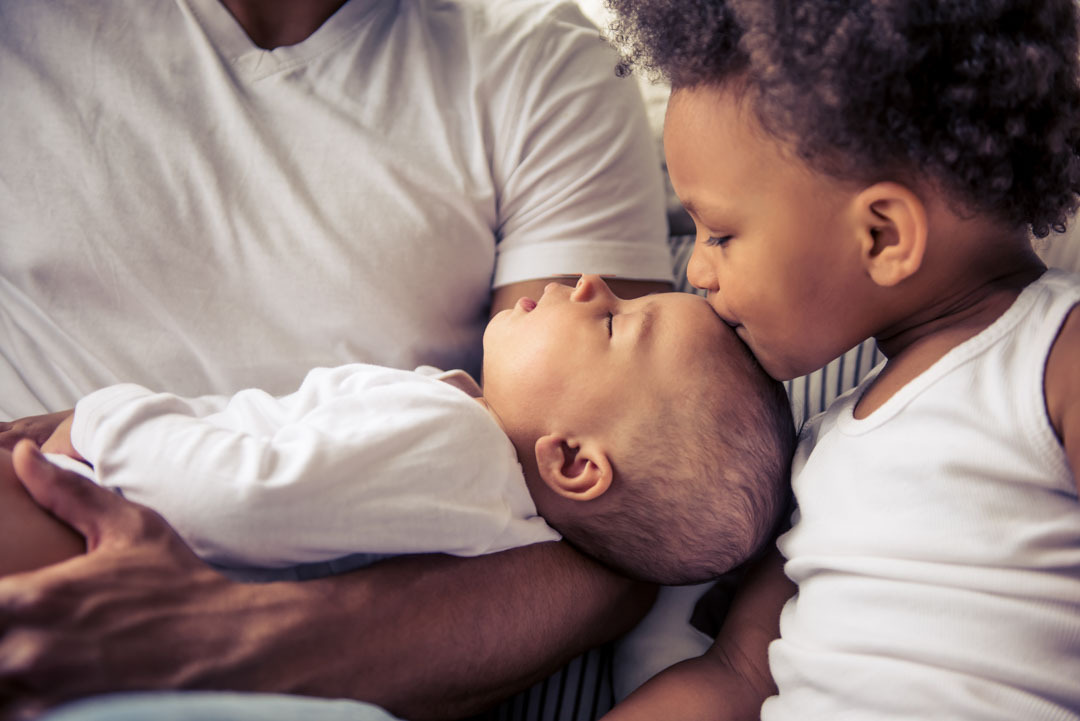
[11,440,129,550]
[0,421,18,451]
[0,412,72,452]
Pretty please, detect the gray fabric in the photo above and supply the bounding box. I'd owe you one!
[44,692,402,721]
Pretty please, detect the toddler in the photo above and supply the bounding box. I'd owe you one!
[1,275,794,586]
[603,0,1080,719]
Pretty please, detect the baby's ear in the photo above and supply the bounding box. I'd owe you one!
[534,434,612,502]
[853,182,928,287]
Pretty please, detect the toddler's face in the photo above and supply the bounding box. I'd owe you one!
[664,84,873,380]
[482,275,731,441]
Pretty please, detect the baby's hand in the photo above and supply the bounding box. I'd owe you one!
[40,411,83,462]
[0,410,74,451]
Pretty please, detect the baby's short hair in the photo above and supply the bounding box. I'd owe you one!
[556,332,795,585]
[609,0,1080,238]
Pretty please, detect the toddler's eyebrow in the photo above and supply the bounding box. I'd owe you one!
[681,198,701,217]
[681,197,734,226]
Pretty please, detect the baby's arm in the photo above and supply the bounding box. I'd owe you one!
[70,368,525,568]
[1045,304,1080,491]
[602,548,794,720]
[0,443,84,575]
[68,382,348,567]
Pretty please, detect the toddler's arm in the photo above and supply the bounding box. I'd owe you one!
[602,548,793,721]
[0,444,84,575]
[1045,304,1080,491]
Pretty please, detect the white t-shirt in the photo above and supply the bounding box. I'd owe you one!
[58,364,559,571]
[0,0,671,419]
[764,270,1080,720]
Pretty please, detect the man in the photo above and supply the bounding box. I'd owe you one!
[0,0,671,718]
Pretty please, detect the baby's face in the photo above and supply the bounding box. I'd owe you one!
[482,275,732,442]
[664,84,875,380]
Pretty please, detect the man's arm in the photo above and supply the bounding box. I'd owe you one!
[601,548,794,721]
[0,441,655,721]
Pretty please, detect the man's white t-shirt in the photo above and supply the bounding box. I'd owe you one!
[0,0,671,418]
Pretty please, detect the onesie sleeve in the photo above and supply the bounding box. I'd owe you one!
[70,366,557,568]
[485,2,672,288]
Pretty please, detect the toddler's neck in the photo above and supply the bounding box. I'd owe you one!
[856,227,1045,418]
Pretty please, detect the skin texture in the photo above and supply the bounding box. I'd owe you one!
[219,0,350,49]
[0,448,84,576]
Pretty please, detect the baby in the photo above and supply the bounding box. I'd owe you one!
[1,275,795,586]
[602,0,1080,719]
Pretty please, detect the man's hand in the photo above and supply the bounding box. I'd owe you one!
[0,441,654,721]
[0,441,242,719]
[0,411,74,452]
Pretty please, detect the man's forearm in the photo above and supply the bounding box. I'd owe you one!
[0,437,655,720]
[219,543,656,719]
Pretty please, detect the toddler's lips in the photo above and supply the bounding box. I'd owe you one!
[517,297,537,312]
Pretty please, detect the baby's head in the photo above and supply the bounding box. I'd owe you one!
[609,0,1080,379]
[482,275,794,584]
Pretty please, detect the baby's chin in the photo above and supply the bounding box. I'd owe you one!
[482,311,508,342]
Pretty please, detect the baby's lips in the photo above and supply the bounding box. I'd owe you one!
[517,297,537,312]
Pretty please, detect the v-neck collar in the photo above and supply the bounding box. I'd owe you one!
[180,0,388,79]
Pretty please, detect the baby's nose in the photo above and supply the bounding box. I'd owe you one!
[570,274,607,302]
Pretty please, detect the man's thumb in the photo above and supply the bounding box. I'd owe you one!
[11,439,121,549]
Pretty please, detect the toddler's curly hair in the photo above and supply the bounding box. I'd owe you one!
[608,0,1080,237]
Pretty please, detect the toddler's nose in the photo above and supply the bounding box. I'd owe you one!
[686,244,719,294]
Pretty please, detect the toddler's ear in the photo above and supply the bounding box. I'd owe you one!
[853,182,928,287]
[534,434,612,502]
